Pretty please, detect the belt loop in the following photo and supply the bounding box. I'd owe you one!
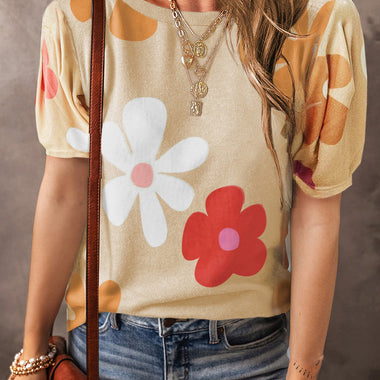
[209,319,219,344]
[110,312,120,330]
[158,318,164,337]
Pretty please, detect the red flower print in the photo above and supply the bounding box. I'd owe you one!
[293,160,316,189]
[182,186,267,287]
[40,38,58,103]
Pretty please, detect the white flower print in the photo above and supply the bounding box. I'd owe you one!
[66,127,89,152]
[66,97,209,247]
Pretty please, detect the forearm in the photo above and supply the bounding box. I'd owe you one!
[22,173,87,357]
[286,200,340,379]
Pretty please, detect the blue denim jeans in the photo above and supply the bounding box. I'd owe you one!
[67,311,290,379]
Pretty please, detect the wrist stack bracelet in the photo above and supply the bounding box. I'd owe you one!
[9,343,57,378]
[290,354,324,378]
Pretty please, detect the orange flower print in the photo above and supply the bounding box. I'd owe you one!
[110,0,158,41]
[273,1,354,146]
[273,0,335,101]
[70,0,91,22]
[304,54,352,145]
[65,272,121,330]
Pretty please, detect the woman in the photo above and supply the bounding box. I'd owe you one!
[9,0,367,379]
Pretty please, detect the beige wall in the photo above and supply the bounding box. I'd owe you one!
[1,1,379,378]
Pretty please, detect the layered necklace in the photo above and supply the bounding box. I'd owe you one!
[168,0,229,116]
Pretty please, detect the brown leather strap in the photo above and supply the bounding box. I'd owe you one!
[86,0,106,379]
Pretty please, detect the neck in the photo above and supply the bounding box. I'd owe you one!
[143,0,220,12]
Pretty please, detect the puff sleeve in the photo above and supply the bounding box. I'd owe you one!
[34,2,89,158]
[291,0,367,198]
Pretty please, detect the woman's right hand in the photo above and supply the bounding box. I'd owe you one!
[8,369,47,380]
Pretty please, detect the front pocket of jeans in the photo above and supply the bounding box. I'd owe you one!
[220,314,286,351]
[76,312,111,335]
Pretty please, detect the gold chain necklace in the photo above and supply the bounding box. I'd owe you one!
[169,0,229,116]
[176,8,224,77]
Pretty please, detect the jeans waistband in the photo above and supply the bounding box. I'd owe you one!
[111,312,286,342]
[113,313,243,343]
[118,313,241,329]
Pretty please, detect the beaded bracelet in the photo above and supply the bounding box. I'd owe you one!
[9,343,57,378]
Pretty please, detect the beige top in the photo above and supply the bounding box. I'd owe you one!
[34,0,367,331]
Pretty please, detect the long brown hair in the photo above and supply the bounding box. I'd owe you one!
[216,0,309,210]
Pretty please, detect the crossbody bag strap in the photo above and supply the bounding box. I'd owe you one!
[87,0,106,379]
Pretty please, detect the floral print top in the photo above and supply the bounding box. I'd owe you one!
[34,0,367,331]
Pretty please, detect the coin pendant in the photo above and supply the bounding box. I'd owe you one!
[194,40,207,58]
[190,80,208,98]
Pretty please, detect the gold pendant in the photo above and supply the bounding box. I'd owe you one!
[181,55,193,68]
[194,40,207,58]
[190,80,208,98]
[190,99,203,116]
[182,40,194,68]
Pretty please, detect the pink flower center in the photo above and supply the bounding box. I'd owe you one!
[218,227,240,251]
[131,163,153,188]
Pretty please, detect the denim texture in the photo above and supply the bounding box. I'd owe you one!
[68,312,290,379]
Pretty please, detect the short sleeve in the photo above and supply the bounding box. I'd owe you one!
[35,2,89,158]
[291,0,367,198]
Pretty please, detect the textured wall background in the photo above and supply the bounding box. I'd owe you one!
[0,0,379,379]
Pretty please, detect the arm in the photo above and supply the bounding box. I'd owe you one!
[10,156,88,380]
[286,183,341,380]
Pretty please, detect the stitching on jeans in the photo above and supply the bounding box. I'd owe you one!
[162,334,167,380]
[110,313,120,330]
[221,326,286,350]
[122,320,159,331]
[77,312,111,334]
[183,335,190,379]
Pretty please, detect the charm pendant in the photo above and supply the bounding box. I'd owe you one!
[190,80,208,98]
[194,40,207,57]
[181,40,194,68]
[181,55,193,68]
[190,99,203,116]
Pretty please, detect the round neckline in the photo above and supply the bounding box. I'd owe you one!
[123,0,223,25]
